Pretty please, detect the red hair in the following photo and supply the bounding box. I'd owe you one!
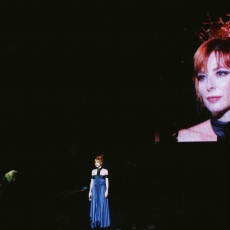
[95,155,104,164]
[193,38,230,94]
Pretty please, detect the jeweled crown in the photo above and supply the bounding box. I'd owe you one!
[195,13,230,42]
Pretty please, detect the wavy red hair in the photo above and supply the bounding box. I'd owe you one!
[193,38,230,94]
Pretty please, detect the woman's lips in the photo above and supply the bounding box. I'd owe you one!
[206,96,222,103]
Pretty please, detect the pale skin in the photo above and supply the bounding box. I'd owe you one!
[178,52,230,141]
[88,160,109,199]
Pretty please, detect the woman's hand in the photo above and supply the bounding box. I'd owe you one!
[104,190,108,198]
[89,191,92,200]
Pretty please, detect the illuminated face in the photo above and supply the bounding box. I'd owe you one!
[95,160,102,168]
[197,52,230,121]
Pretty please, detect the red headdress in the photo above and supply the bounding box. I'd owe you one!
[195,13,230,42]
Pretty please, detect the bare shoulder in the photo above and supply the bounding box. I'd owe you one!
[178,119,216,142]
[91,169,97,175]
[102,168,108,175]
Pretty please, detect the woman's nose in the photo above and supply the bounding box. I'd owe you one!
[206,76,216,91]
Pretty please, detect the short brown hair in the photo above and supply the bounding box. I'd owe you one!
[193,38,230,94]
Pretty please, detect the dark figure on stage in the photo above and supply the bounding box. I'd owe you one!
[0,170,17,197]
[89,155,110,228]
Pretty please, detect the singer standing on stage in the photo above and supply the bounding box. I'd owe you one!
[89,155,110,228]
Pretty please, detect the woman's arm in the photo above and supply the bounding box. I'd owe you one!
[104,169,109,198]
[88,170,94,200]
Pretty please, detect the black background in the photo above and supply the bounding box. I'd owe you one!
[0,4,229,230]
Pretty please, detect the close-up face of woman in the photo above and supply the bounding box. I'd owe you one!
[95,160,102,168]
[197,51,230,120]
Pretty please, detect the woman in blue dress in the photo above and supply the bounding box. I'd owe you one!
[89,155,110,228]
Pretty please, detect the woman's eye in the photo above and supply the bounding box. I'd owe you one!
[216,71,229,77]
[197,75,206,82]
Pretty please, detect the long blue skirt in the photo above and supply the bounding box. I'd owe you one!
[90,177,110,228]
